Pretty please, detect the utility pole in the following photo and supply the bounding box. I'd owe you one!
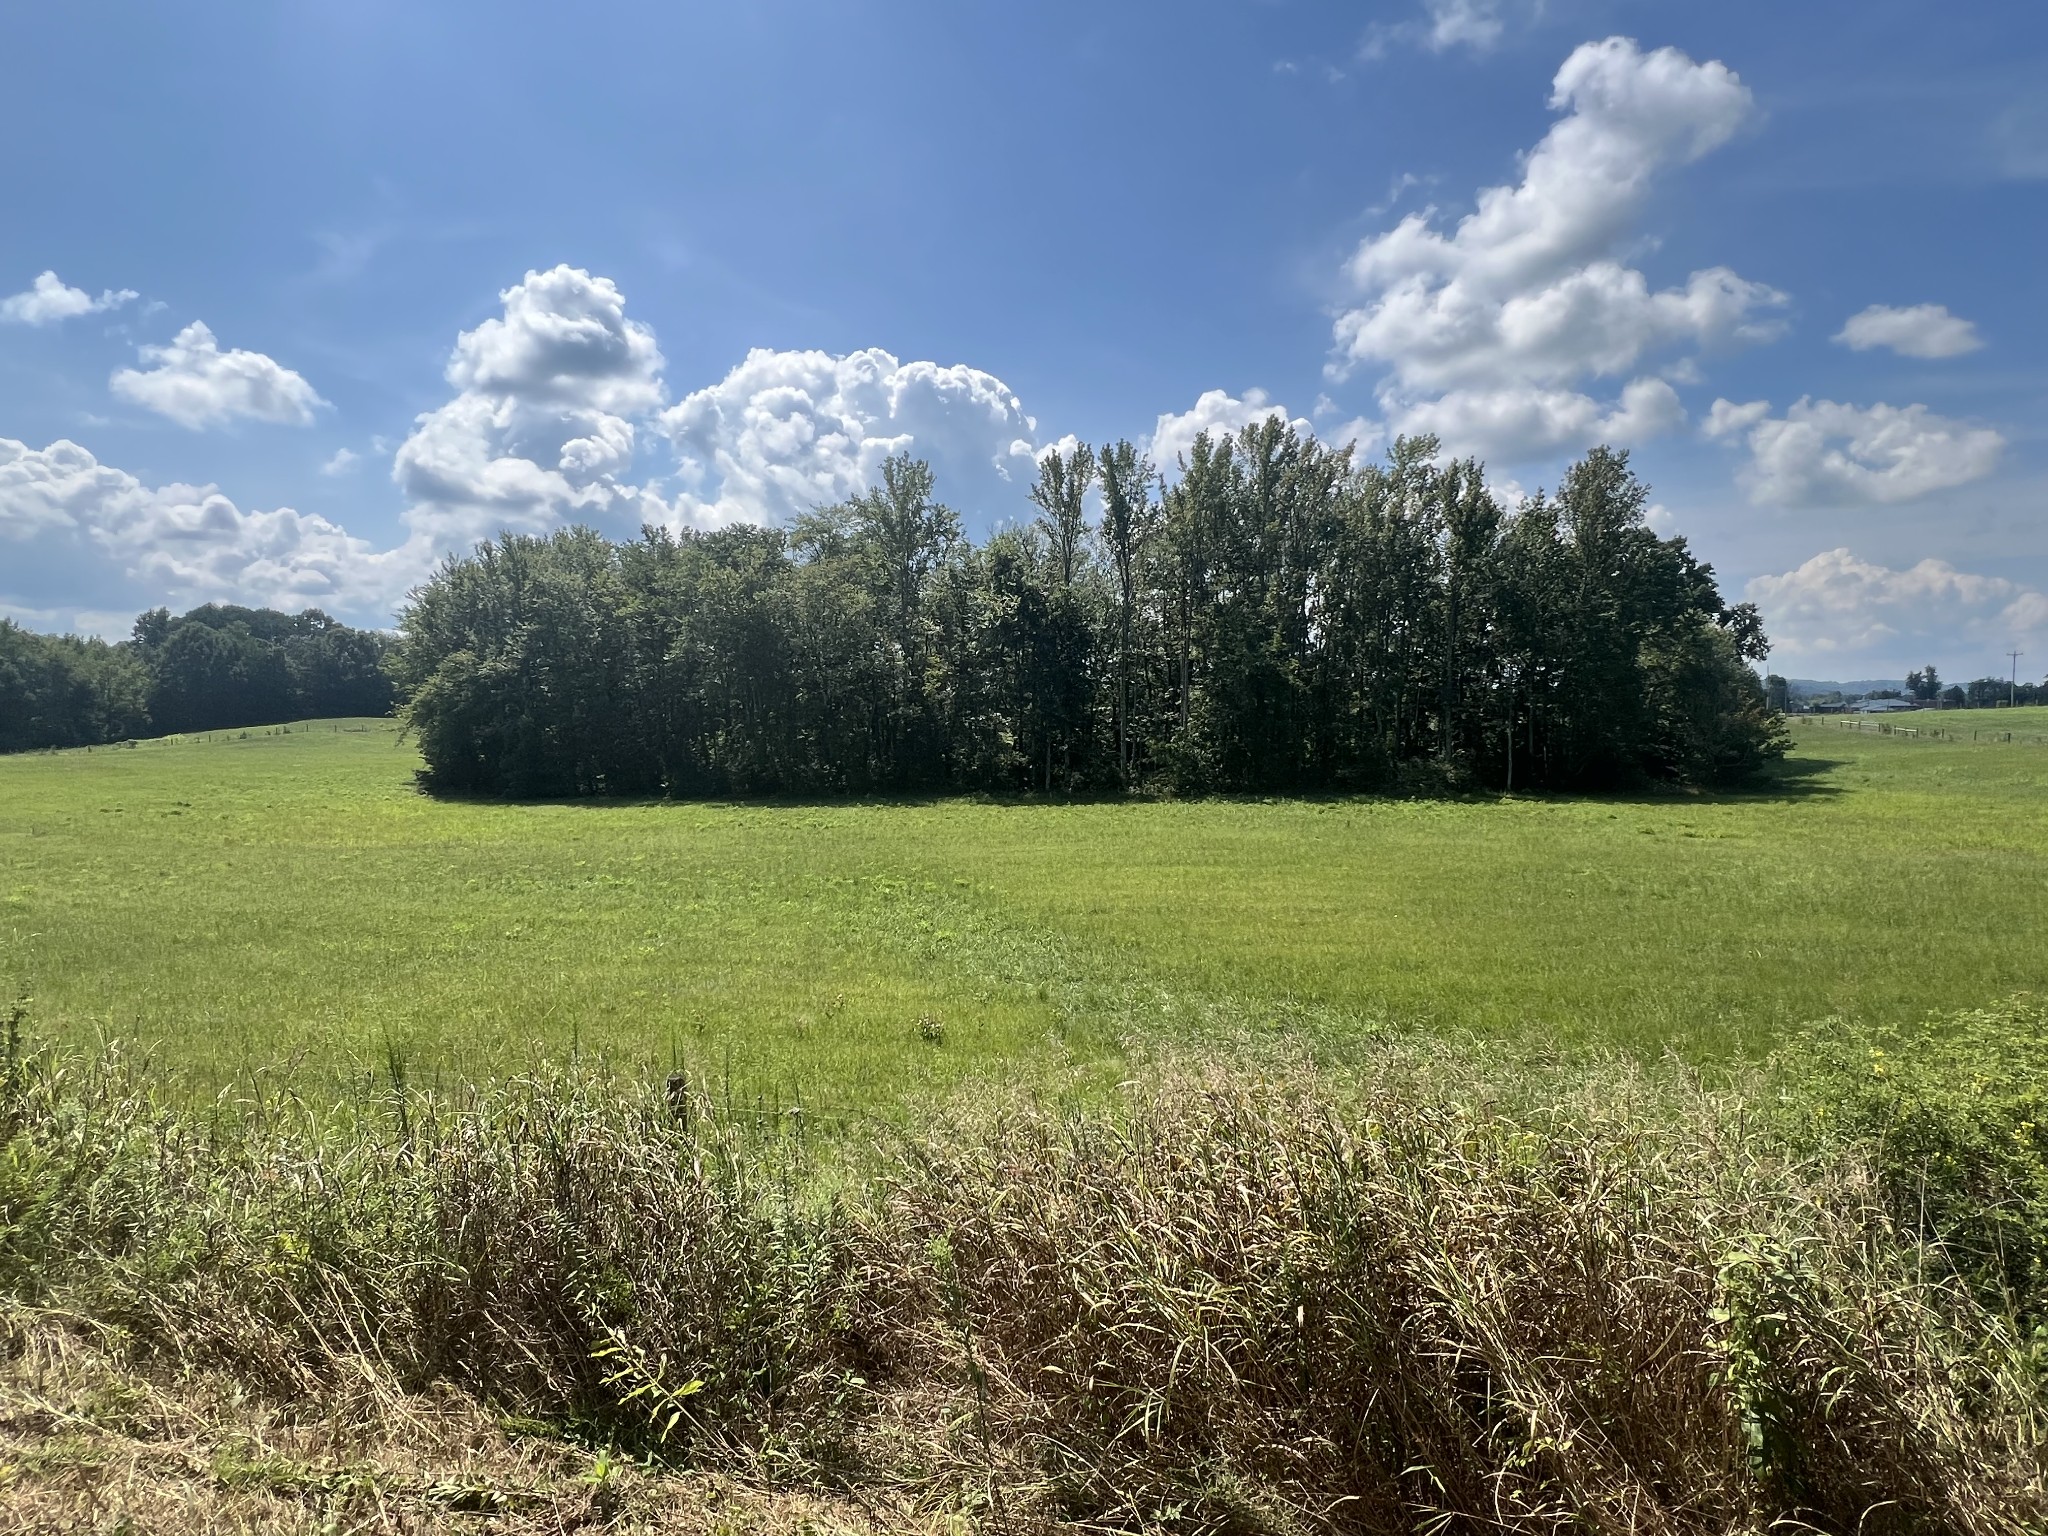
[2010,650,2025,709]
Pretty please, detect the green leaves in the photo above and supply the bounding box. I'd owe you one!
[1775,997,2048,1325]
[392,440,1780,800]
[594,1327,708,1446]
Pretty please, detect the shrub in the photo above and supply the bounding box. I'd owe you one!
[1775,997,2048,1326]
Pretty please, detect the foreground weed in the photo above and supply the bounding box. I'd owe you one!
[1,1024,2043,1532]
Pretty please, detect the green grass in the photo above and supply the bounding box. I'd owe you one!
[2,713,2046,1108]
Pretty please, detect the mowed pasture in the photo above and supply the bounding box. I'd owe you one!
[2,711,2046,1107]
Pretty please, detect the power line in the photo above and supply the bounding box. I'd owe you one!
[2010,649,2026,710]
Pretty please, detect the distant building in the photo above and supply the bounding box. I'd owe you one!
[1853,698,1916,714]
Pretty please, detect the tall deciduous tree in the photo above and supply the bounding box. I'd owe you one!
[1097,439,1157,781]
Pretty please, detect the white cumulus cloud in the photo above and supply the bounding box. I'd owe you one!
[0,437,406,613]
[1704,396,2004,505]
[444,265,665,415]
[1148,390,1392,479]
[1748,548,2048,668]
[4,265,1079,620]
[398,268,1056,556]
[0,271,137,326]
[658,347,1041,526]
[394,265,672,548]
[111,322,325,429]
[1833,304,1983,360]
[1392,376,1684,463]
[1148,389,1314,471]
[1331,37,1782,464]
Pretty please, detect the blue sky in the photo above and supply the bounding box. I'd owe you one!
[2,0,2043,680]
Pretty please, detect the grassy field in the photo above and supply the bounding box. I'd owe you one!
[2,710,2045,1107]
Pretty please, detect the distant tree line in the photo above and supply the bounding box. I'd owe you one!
[395,431,1786,798]
[1906,665,2047,708]
[1962,677,2045,709]
[1779,666,2047,712]
[0,604,394,753]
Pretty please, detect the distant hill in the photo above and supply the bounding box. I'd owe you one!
[1787,678,1904,698]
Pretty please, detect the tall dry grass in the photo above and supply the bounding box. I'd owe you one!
[868,1069,2045,1532]
[1,1032,2042,1532]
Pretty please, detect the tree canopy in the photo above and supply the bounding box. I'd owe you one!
[0,605,394,752]
[395,431,1788,798]
[0,622,149,754]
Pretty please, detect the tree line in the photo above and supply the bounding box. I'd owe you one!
[395,430,1787,798]
[1771,666,2048,712]
[0,604,394,753]
[1900,667,2042,710]
[1954,676,2045,709]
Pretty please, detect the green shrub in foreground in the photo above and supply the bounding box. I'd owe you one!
[1776,997,2048,1327]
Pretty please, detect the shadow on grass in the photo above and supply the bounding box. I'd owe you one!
[1460,754,1846,811]
[1697,752,1847,802]
[1573,752,1848,808]
[413,753,1848,813]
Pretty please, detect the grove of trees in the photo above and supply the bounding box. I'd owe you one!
[1964,676,2045,709]
[395,430,1789,798]
[1901,666,2048,708]
[0,623,149,753]
[0,604,394,753]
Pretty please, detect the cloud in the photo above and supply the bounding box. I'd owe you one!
[1332,38,1780,464]
[1345,263,1784,397]
[394,265,672,547]
[0,437,406,614]
[0,601,138,642]
[5,266,1071,620]
[1701,398,1770,438]
[110,322,325,429]
[1704,397,2004,505]
[1146,389,1388,478]
[658,346,1041,526]
[1322,416,1385,459]
[1365,171,1432,218]
[1148,389,1310,470]
[1747,548,2048,666]
[1361,0,1533,59]
[0,439,135,542]
[1833,304,1982,359]
[0,271,137,326]
[444,265,664,415]
[1421,0,1510,51]
[1035,432,1084,467]
[399,267,1054,551]
[1392,376,1683,462]
[1992,96,2048,180]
